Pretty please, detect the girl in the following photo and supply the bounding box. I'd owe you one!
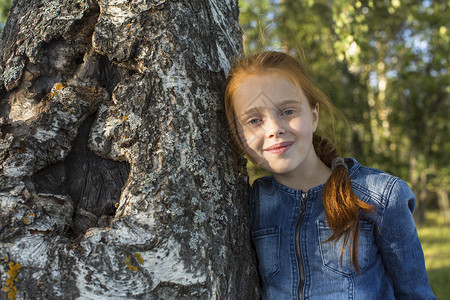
[224,51,436,299]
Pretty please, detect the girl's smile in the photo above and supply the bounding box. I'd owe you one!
[224,51,434,299]
[232,72,325,187]
[264,141,294,154]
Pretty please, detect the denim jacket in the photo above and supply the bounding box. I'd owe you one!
[250,158,436,299]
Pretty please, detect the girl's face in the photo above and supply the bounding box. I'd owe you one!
[232,73,319,178]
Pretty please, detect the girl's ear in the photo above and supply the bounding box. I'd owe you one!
[312,103,319,132]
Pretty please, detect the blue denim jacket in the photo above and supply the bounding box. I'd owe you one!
[250,158,436,299]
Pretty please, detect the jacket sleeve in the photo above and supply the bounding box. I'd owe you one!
[376,178,436,299]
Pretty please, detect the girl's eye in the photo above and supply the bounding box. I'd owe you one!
[247,118,262,126]
[282,109,295,116]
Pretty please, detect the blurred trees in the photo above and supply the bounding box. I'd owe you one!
[0,0,11,32]
[1,0,448,223]
[240,0,449,224]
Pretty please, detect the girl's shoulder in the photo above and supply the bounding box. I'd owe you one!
[348,158,397,184]
[250,176,275,196]
[347,158,414,208]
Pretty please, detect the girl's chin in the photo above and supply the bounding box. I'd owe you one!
[249,157,298,174]
[267,164,298,175]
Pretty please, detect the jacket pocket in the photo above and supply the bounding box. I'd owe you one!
[251,227,280,284]
[318,220,374,276]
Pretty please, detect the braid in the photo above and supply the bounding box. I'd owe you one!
[314,133,374,273]
[224,51,374,272]
[312,134,338,167]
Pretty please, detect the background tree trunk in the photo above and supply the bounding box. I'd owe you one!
[0,0,260,299]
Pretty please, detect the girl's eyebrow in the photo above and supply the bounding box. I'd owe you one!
[276,99,300,107]
[239,99,300,118]
[238,107,260,119]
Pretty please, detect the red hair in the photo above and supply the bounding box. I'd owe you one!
[224,51,374,272]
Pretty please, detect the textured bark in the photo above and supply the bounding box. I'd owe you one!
[0,0,259,299]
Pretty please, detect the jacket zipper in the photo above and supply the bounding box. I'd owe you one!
[296,191,308,300]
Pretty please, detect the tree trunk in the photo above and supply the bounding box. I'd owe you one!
[0,0,260,299]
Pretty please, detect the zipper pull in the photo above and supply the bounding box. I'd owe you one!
[300,192,307,215]
[301,192,308,201]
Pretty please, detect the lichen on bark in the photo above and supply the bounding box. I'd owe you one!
[0,0,259,299]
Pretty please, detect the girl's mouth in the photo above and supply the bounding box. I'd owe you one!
[264,141,293,154]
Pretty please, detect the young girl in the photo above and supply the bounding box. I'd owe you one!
[224,51,436,299]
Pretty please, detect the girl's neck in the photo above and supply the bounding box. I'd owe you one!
[272,153,332,191]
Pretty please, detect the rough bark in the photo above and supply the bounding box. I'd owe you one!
[0,0,259,299]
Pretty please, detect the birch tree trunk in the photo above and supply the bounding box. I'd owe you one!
[0,0,260,299]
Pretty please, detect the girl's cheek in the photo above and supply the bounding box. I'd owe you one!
[243,128,261,146]
[240,135,252,149]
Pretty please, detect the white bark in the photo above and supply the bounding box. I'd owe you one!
[0,0,259,298]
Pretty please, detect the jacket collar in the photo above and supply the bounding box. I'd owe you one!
[269,157,361,194]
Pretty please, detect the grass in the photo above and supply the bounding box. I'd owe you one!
[417,211,450,299]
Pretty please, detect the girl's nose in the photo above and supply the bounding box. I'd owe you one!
[265,117,286,138]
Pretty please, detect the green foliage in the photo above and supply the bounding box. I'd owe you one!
[418,211,450,299]
[239,0,449,213]
[0,0,12,32]
[241,2,449,293]
[246,158,270,185]
[239,0,280,53]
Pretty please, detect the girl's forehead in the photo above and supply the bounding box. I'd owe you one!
[238,73,299,95]
[233,73,307,115]
[236,73,300,97]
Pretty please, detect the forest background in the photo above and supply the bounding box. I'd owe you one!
[1,0,449,298]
